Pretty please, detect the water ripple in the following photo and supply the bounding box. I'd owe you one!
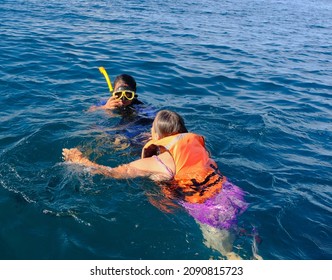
[0,0,331,260]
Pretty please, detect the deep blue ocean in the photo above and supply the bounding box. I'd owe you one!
[0,0,331,260]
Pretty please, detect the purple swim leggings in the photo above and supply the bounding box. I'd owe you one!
[181,180,248,229]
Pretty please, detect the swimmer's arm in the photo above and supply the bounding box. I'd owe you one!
[123,155,174,181]
[62,148,112,175]
[62,148,173,181]
[111,152,175,180]
[87,105,102,112]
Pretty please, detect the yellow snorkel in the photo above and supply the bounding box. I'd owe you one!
[99,66,113,93]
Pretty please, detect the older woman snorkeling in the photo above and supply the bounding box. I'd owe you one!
[62,110,252,259]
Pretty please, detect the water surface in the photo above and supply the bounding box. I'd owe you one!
[0,0,331,259]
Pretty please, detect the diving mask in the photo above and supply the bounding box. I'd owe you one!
[113,86,135,100]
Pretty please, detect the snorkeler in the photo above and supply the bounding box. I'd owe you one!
[89,68,143,111]
[89,67,156,146]
[62,110,250,259]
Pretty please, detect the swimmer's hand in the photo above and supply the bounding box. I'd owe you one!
[62,148,92,166]
[102,96,126,110]
[62,148,113,176]
[87,96,126,112]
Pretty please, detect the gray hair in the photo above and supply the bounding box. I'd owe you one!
[154,110,188,138]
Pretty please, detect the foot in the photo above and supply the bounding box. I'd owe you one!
[226,252,242,260]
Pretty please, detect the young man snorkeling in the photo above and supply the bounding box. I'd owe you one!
[88,67,156,147]
[89,70,143,112]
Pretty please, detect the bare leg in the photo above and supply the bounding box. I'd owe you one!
[198,222,242,260]
[251,234,263,260]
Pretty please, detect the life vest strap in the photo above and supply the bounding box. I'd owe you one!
[173,165,226,203]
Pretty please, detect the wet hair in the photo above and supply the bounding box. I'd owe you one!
[114,74,137,92]
[154,110,188,138]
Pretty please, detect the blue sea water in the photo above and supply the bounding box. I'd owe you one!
[0,0,331,260]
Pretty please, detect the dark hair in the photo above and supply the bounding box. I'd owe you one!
[114,74,137,92]
[154,110,188,138]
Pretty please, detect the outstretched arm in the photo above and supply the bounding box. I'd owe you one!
[62,148,174,181]
[62,148,113,176]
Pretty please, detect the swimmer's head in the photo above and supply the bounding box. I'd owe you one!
[152,110,188,139]
[113,74,137,106]
[114,74,136,92]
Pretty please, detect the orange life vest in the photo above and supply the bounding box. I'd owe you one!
[142,133,226,203]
